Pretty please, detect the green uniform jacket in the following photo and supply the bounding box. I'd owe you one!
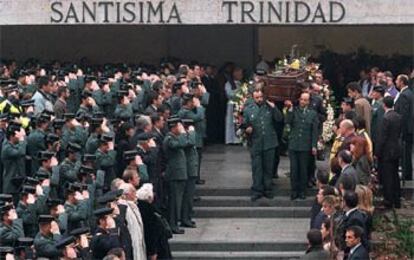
[76,105,100,119]
[170,95,182,115]
[27,129,47,175]
[34,232,62,259]
[1,140,27,194]
[178,106,206,148]
[114,103,133,120]
[243,103,283,152]
[0,219,24,247]
[16,202,38,238]
[64,200,89,232]
[93,89,114,118]
[58,158,81,197]
[183,131,198,178]
[85,133,100,154]
[285,107,319,151]
[163,132,190,181]
[95,149,117,188]
[62,126,89,149]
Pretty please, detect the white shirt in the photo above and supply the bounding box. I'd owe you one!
[345,207,358,217]
[394,86,408,103]
[350,242,362,255]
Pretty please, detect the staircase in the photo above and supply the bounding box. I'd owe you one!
[169,145,313,259]
[171,185,313,260]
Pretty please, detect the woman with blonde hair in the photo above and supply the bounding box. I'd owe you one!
[355,185,374,239]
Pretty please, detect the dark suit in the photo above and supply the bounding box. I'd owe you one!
[394,87,414,180]
[375,110,402,207]
[348,243,369,260]
[144,105,158,116]
[335,164,358,190]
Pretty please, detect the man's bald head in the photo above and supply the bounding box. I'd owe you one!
[339,119,355,137]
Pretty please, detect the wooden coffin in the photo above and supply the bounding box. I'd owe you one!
[261,71,308,102]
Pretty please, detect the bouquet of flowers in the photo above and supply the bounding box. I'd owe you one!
[229,82,250,145]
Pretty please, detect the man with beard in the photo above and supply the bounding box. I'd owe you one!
[243,87,283,201]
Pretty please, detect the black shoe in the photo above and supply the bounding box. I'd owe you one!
[193,196,201,202]
[251,194,262,202]
[264,193,274,199]
[172,228,185,234]
[181,222,197,228]
[290,194,298,201]
[196,179,206,185]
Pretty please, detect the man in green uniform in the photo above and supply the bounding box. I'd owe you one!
[0,204,24,247]
[114,90,133,120]
[93,78,114,118]
[181,119,198,228]
[76,90,100,119]
[163,117,189,234]
[243,88,283,201]
[27,114,49,175]
[33,215,62,258]
[58,142,82,198]
[95,134,117,191]
[285,92,319,200]
[178,93,206,185]
[61,113,89,150]
[1,123,27,204]
[16,185,38,238]
[64,183,89,233]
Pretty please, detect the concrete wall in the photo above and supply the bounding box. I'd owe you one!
[0,25,256,68]
[258,25,414,60]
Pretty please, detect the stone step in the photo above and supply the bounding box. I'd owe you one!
[196,188,317,197]
[170,241,307,252]
[195,196,314,207]
[172,251,303,260]
[193,206,310,218]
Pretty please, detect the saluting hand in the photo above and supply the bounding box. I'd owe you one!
[266,100,275,108]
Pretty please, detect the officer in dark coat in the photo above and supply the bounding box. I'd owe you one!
[1,123,27,203]
[181,119,198,227]
[90,207,122,259]
[163,117,190,234]
[33,215,62,259]
[0,204,24,247]
[285,92,318,200]
[95,134,117,191]
[178,93,206,185]
[243,88,283,201]
[26,114,49,175]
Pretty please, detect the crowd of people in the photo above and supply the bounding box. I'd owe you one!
[0,60,225,259]
[0,57,412,260]
[297,69,413,259]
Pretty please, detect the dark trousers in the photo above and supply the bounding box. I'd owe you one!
[167,180,186,229]
[250,148,275,196]
[273,147,280,178]
[196,147,203,181]
[379,159,401,207]
[289,150,310,196]
[307,155,316,181]
[401,135,413,180]
[181,176,197,224]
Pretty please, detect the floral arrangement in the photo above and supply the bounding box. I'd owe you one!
[229,82,251,145]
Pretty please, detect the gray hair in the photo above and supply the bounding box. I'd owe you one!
[135,115,151,130]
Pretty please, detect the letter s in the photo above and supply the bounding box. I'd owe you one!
[51,1,63,23]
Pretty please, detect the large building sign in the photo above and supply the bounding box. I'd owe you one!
[0,0,413,25]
